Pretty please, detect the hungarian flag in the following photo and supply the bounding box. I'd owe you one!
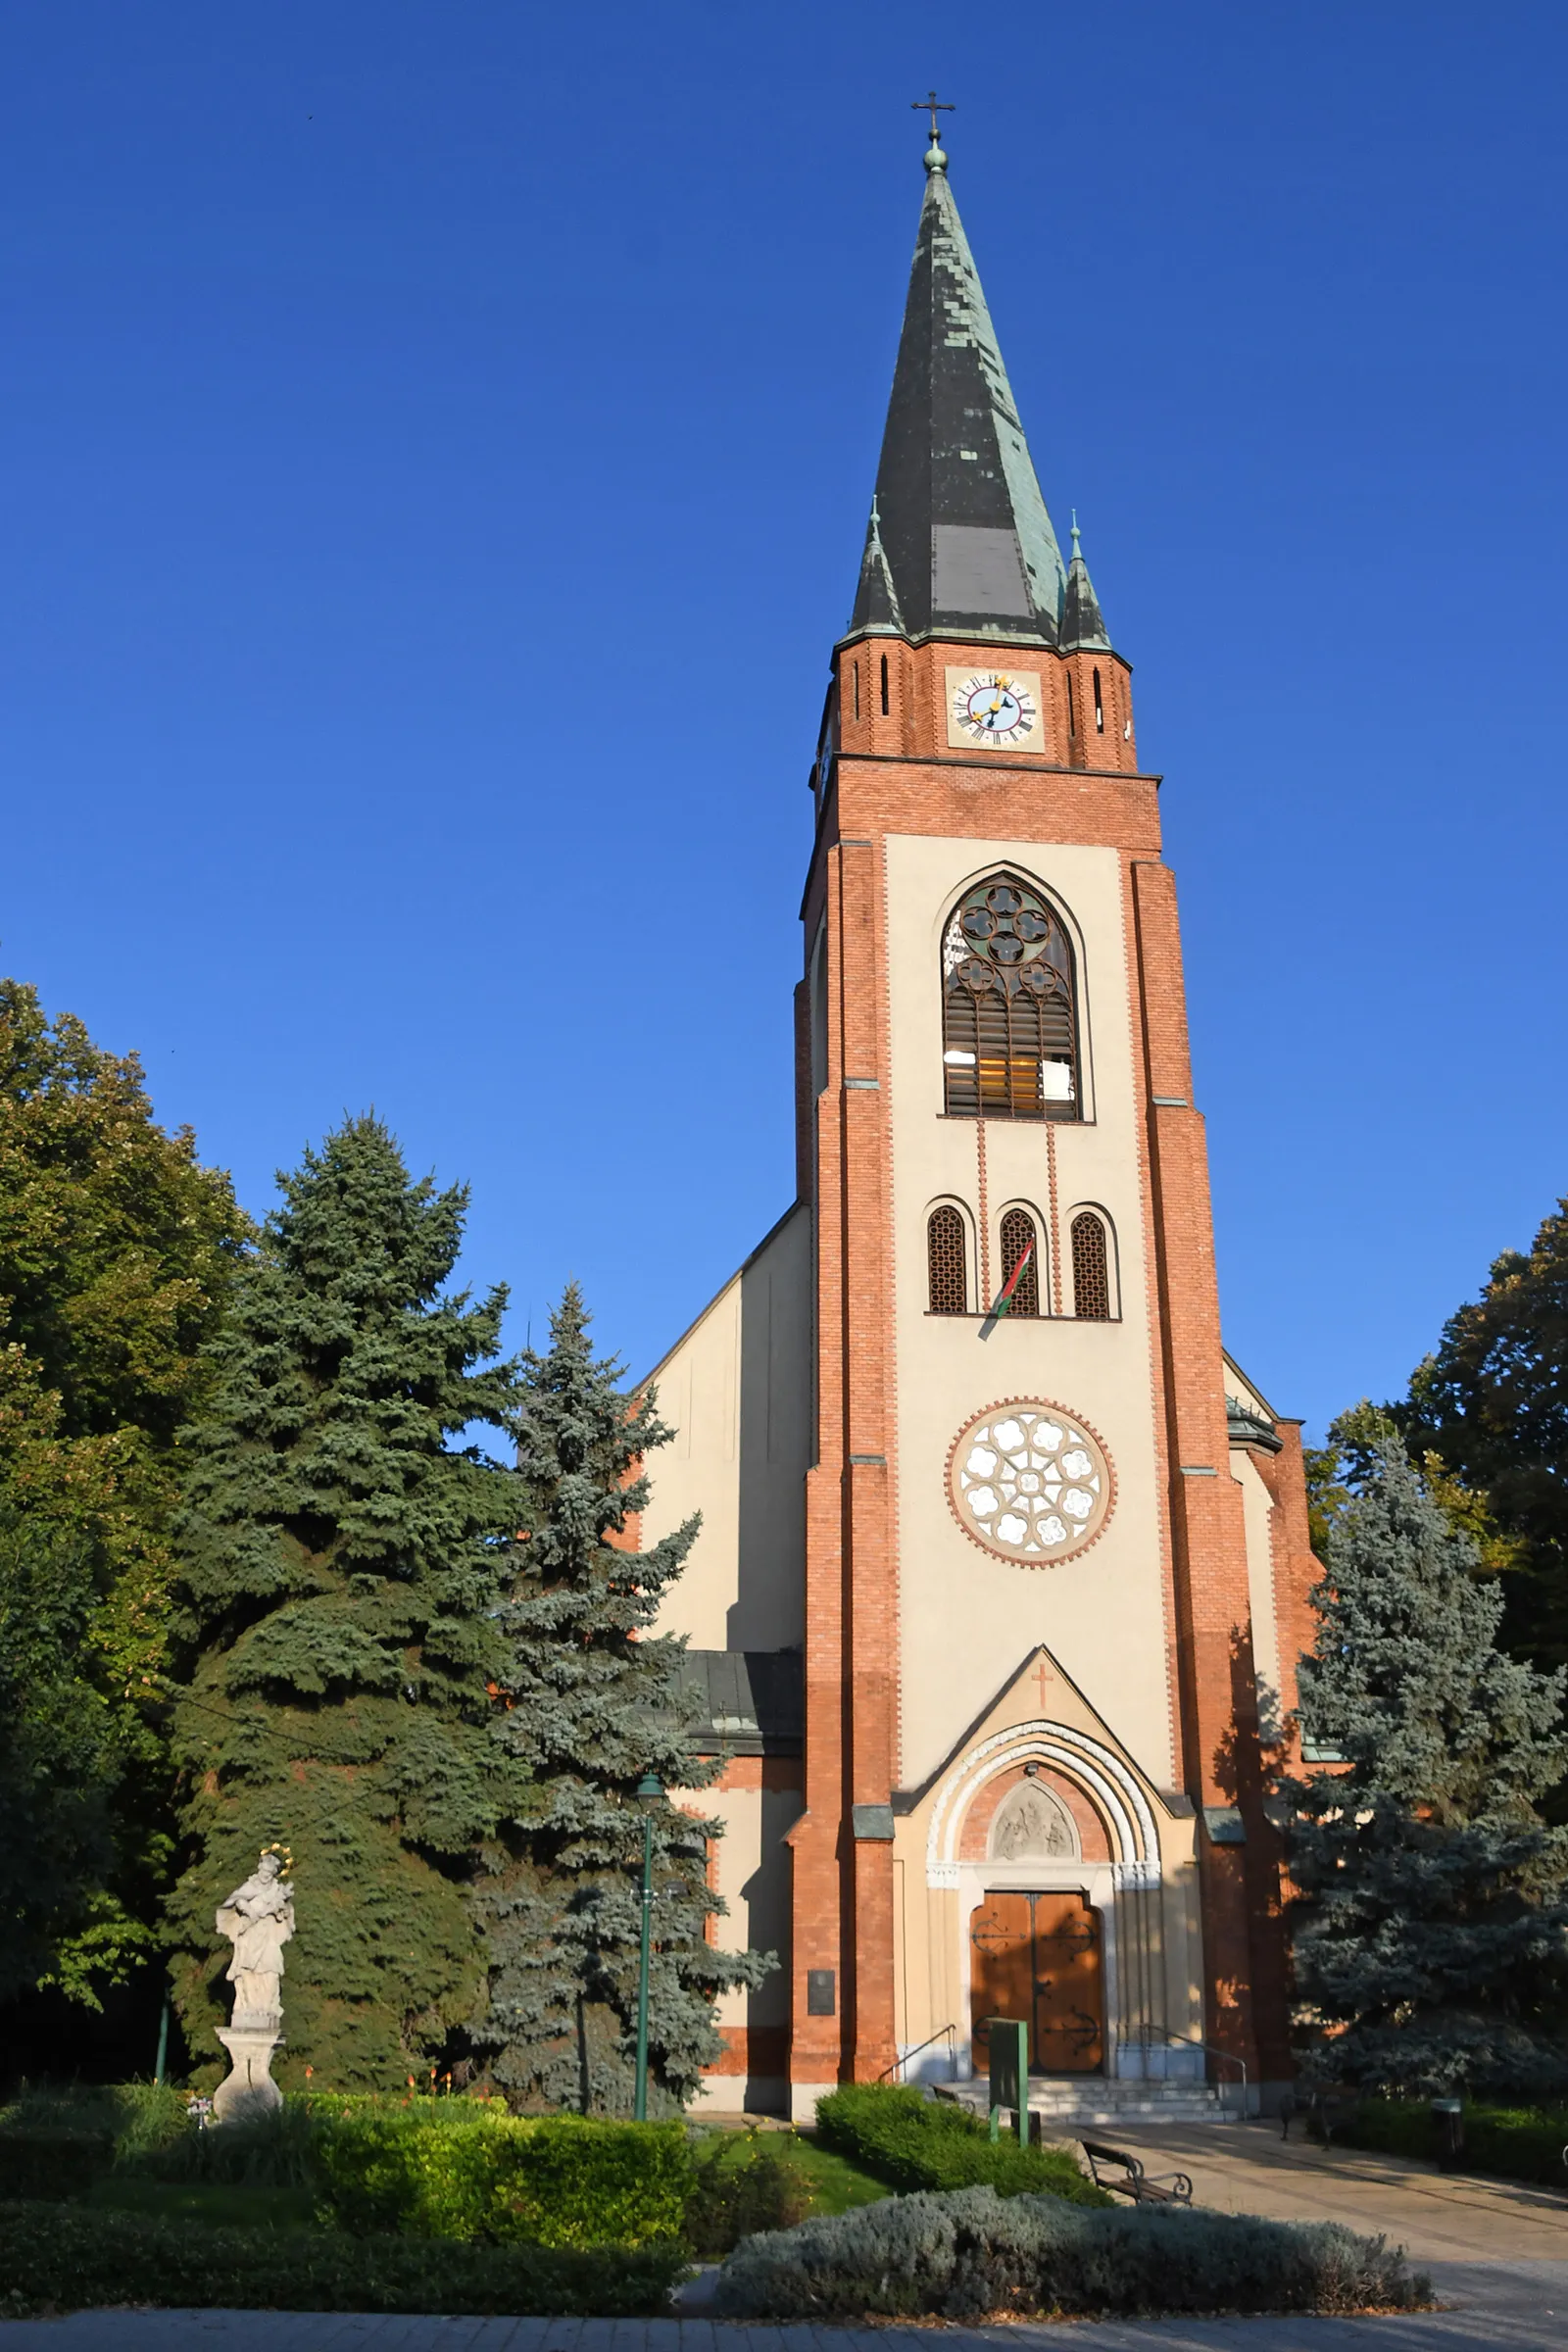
[989,1240,1033,1319]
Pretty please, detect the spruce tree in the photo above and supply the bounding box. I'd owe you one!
[1284,1438,1568,2094]
[164,1118,524,2088]
[475,1285,771,2114]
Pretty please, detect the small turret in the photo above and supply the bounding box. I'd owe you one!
[1059,516,1112,654]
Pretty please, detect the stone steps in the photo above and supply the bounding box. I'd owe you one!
[940,2078,1239,2129]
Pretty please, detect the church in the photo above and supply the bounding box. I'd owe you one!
[640,128,1321,2126]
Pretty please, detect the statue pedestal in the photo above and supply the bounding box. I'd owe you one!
[214,2024,283,2122]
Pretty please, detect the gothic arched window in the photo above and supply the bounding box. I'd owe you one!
[1071,1211,1112,1320]
[941,874,1078,1120]
[999,1207,1040,1317]
[928,1205,968,1314]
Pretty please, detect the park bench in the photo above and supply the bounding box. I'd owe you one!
[1279,2088,1357,2144]
[1081,2140,1194,2205]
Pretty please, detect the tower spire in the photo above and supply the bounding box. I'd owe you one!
[848,153,1065,646]
[1060,511,1112,653]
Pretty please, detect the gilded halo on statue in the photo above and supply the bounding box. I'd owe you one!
[947,1400,1113,1564]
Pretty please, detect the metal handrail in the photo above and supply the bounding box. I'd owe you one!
[1150,2028,1250,2108]
[878,2023,958,2083]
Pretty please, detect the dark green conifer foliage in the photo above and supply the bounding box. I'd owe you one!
[164,1119,524,2088]
[476,1285,771,2113]
[1284,1439,1568,2095]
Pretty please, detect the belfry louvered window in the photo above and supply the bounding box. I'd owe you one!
[928,1206,967,1314]
[999,1208,1040,1316]
[941,875,1078,1120]
[1072,1211,1111,1319]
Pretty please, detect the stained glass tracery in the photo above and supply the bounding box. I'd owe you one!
[942,876,1078,1120]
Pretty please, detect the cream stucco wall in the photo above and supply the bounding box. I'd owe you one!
[685,1772,806,2112]
[883,836,1176,1799]
[642,1206,811,1650]
[1233,1448,1284,1740]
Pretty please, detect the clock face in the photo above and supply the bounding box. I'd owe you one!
[953,671,1038,746]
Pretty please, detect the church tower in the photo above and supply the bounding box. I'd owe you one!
[643,131,1320,2123]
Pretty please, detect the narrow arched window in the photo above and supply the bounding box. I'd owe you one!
[853,660,860,719]
[1065,670,1076,737]
[880,653,890,715]
[928,1206,967,1314]
[941,873,1079,1121]
[999,1208,1040,1317]
[1093,666,1104,733]
[1072,1212,1111,1319]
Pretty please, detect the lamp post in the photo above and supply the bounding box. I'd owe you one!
[633,1772,663,2123]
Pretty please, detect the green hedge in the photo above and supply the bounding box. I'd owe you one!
[312,2109,695,2248]
[814,2083,1108,2204]
[1340,2099,1568,2188]
[712,2183,1431,2322]
[0,2082,188,2165]
[6,2087,700,2251]
[0,2131,113,2202]
[0,2200,686,2321]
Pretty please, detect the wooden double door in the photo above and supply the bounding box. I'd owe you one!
[970,1890,1103,2075]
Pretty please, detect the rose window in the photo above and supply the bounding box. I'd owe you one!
[949,1402,1112,1563]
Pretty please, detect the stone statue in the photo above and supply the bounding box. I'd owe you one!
[213,1847,294,2121]
[218,1850,294,2027]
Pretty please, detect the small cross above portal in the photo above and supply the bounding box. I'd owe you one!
[1034,1657,1054,1713]
[911,90,956,142]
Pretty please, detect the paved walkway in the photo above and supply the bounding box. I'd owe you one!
[1,2277,1565,2352]
[1097,2121,1568,2267]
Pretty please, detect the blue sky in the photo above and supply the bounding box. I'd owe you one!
[3,2,1564,1435]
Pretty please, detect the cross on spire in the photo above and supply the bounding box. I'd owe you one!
[911,89,955,142]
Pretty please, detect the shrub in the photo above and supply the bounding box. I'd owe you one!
[686,2130,814,2257]
[0,2131,113,2202]
[311,2109,694,2248]
[1341,2098,1568,2188]
[712,2184,1432,2322]
[0,2200,684,2321]
[0,2082,189,2164]
[814,2082,1106,2203]
[141,2101,321,2189]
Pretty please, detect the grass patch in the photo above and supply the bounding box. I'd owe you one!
[682,2126,889,2252]
[783,2130,892,2214]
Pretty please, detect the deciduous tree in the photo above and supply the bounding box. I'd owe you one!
[0,979,246,2007]
[1400,1200,1568,1683]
